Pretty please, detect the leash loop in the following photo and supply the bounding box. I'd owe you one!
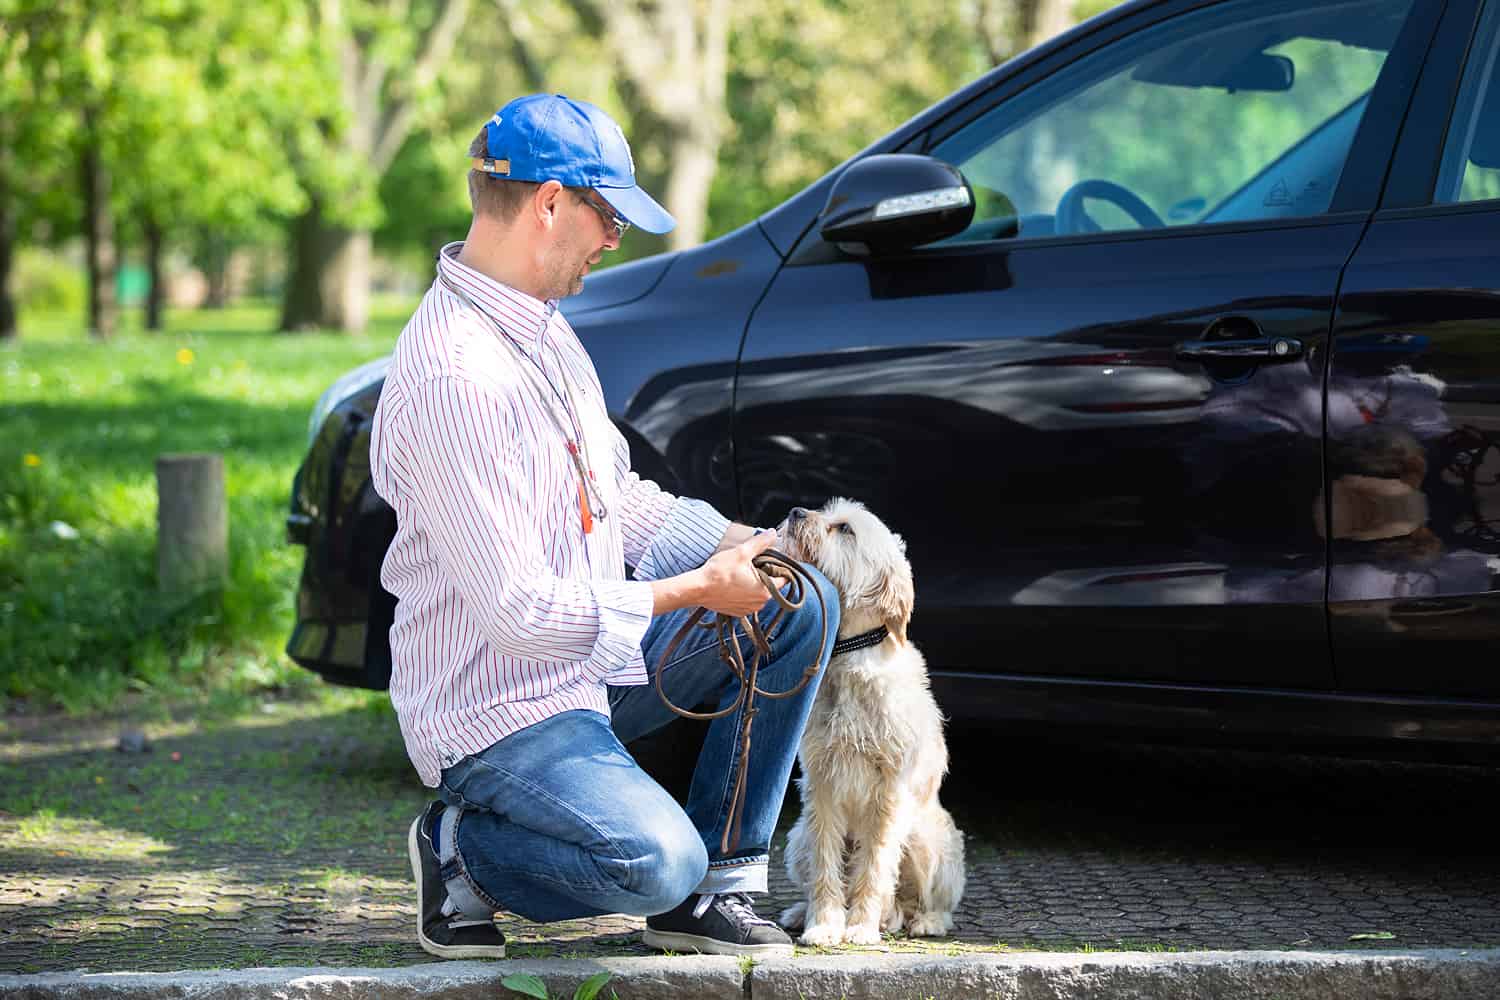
[653,549,827,855]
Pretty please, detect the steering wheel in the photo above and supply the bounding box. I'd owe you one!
[1055,179,1165,235]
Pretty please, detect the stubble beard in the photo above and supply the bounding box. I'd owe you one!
[542,234,594,301]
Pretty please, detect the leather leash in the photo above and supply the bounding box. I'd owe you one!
[653,548,828,856]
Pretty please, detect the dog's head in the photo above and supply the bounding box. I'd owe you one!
[776,498,914,644]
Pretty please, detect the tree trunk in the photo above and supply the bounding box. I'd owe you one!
[280,197,370,333]
[80,112,117,340]
[1018,0,1077,51]
[0,185,15,341]
[143,212,165,331]
[195,231,230,308]
[280,0,466,336]
[663,124,720,252]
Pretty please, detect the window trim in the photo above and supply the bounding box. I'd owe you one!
[1379,0,1486,209]
[787,209,1374,268]
[1433,0,1500,204]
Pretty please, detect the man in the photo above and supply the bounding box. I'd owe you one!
[368,93,840,961]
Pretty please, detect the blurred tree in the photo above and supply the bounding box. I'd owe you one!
[278,0,472,334]
[493,0,730,255]
[969,0,1100,68]
[0,2,77,338]
[708,0,986,240]
[575,0,730,252]
[376,1,616,269]
[115,4,310,328]
[1,0,310,335]
[8,0,132,338]
[1019,0,1081,50]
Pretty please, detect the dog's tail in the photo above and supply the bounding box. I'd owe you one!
[929,810,966,916]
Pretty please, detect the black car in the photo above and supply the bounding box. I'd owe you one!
[287,0,1500,757]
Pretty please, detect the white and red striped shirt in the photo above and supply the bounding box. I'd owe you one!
[370,242,729,787]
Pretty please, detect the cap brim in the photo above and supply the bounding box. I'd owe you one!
[599,185,676,235]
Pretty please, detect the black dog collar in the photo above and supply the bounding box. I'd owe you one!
[831,626,890,656]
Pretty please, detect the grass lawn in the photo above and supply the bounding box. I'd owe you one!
[0,298,413,714]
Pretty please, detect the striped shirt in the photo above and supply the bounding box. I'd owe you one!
[369,242,729,787]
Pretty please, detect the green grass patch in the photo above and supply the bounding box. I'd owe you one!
[0,686,418,859]
[1,298,410,713]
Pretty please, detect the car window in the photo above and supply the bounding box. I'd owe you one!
[1434,0,1500,204]
[930,0,1416,242]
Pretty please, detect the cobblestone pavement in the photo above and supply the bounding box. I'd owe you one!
[3,697,1500,973]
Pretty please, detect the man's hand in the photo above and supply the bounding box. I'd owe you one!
[651,530,777,616]
[699,529,779,617]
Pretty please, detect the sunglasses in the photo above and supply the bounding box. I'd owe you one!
[578,191,631,239]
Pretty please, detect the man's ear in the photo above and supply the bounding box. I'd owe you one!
[867,563,914,645]
[533,180,566,230]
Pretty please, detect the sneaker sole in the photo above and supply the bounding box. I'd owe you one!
[408,814,506,959]
[641,926,794,958]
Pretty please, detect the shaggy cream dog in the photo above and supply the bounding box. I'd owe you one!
[776,498,965,946]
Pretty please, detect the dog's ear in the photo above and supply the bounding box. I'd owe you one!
[869,562,915,645]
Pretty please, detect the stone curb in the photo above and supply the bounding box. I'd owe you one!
[3,950,1500,1000]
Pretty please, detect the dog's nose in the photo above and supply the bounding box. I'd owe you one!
[788,507,808,521]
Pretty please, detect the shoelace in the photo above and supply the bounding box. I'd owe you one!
[691,892,777,927]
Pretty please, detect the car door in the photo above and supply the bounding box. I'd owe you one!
[1327,0,1500,698]
[734,0,1438,694]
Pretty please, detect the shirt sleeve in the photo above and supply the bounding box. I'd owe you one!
[397,375,655,680]
[618,471,732,583]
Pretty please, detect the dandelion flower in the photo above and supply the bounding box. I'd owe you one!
[23,453,41,468]
[177,348,195,366]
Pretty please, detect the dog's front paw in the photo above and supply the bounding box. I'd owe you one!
[843,921,883,945]
[881,907,904,934]
[799,914,845,947]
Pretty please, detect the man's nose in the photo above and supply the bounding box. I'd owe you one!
[789,507,808,521]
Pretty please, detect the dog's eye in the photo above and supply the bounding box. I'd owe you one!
[837,522,855,536]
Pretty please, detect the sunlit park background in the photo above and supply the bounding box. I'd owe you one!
[0,0,1116,714]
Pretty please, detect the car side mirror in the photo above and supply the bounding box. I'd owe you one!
[819,154,976,256]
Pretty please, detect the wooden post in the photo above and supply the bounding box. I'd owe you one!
[156,453,228,594]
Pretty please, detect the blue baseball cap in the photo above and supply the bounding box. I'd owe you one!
[470,94,675,235]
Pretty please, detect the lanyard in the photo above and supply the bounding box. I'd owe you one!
[437,272,610,534]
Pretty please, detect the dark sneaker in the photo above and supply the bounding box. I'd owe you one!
[407,804,506,959]
[643,892,794,957]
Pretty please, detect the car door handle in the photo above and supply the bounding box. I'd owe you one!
[1175,336,1303,362]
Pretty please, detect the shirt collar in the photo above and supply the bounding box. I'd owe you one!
[435,241,557,353]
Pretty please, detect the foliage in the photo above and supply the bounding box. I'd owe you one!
[113,2,317,244]
[0,0,319,339]
[11,249,86,314]
[709,0,993,240]
[501,971,615,1000]
[0,1,78,242]
[3,0,1120,331]
[0,300,406,712]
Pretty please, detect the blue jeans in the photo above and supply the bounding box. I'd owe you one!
[433,568,840,923]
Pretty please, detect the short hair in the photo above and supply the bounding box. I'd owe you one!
[467,128,541,220]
